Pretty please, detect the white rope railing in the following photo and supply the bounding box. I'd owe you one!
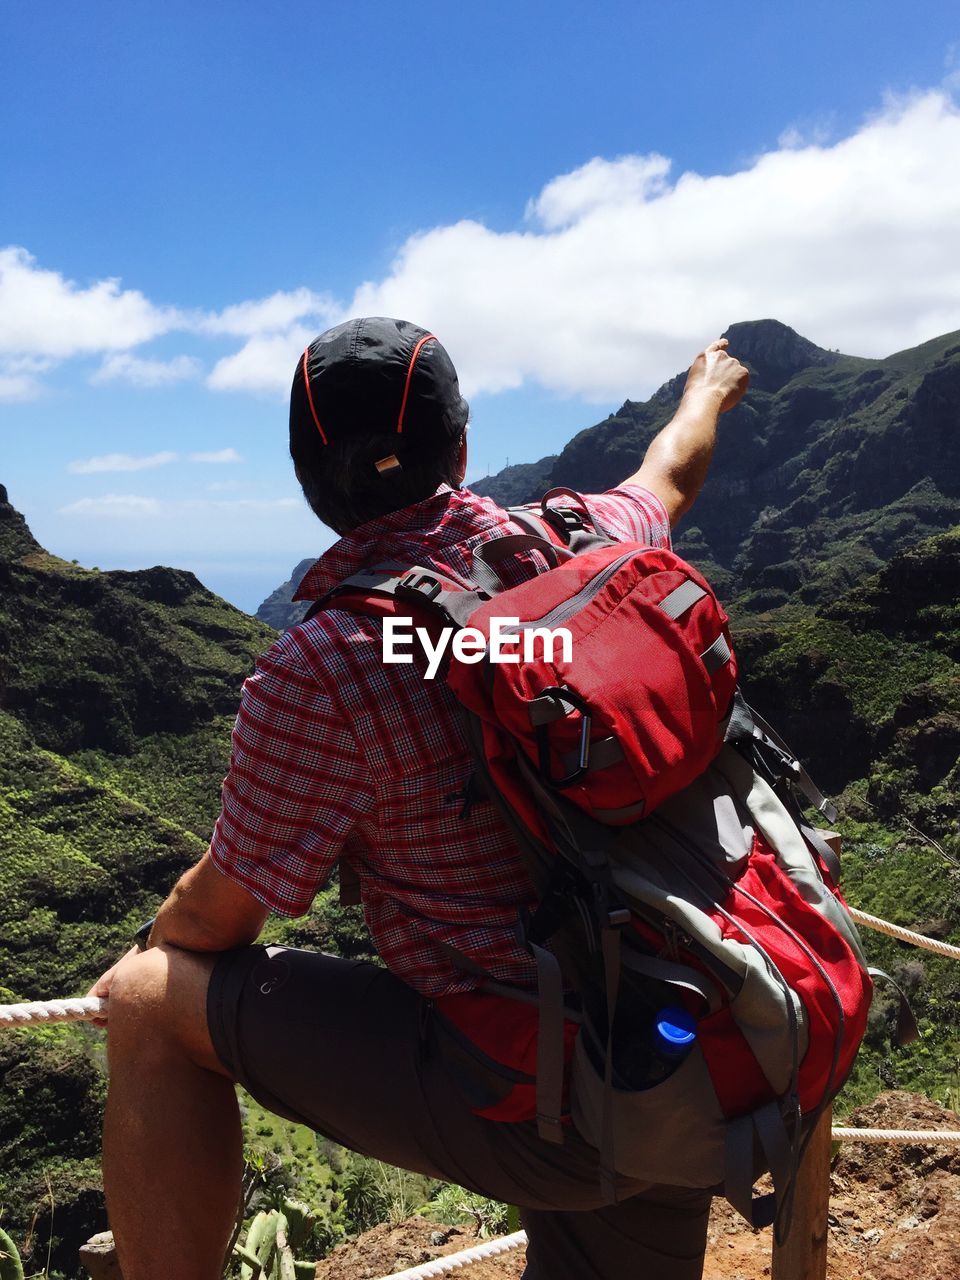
[847,906,960,961]
[377,1230,528,1280]
[831,1126,960,1143]
[0,996,106,1027]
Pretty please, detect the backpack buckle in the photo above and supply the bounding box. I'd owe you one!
[542,506,585,539]
[397,571,442,602]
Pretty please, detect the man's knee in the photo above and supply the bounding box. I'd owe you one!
[107,944,225,1075]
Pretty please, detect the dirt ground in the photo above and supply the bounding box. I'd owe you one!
[313,1091,960,1279]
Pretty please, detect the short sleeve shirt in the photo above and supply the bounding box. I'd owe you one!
[210,483,672,999]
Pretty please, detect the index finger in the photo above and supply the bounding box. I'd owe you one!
[706,338,729,352]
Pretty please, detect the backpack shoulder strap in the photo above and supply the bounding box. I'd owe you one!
[303,561,481,630]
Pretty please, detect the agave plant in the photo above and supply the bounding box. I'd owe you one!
[0,1229,23,1280]
[233,1199,316,1280]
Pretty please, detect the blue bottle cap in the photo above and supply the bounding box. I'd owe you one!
[655,1006,697,1049]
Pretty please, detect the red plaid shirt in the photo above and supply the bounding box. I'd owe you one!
[210,483,671,1001]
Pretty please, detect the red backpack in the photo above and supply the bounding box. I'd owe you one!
[312,488,878,1232]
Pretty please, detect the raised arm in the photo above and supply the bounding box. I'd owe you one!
[627,338,749,527]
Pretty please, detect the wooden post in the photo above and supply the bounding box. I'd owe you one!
[771,1105,833,1280]
[771,828,842,1278]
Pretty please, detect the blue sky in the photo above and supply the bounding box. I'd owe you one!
[3,1,959,611]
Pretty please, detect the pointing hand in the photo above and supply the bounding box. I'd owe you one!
[683,338,749,413]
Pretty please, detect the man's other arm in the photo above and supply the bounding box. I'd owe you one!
[627,338,749,527]
[145,851,269,952]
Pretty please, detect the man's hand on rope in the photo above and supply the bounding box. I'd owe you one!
[85,945,139,1028]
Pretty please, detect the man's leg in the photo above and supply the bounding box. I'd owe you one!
[114,942,713,1280]
[202,944,717,1279]
[102,944,239,1280]
[520,1184,713,1280]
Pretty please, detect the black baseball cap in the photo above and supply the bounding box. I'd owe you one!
[290,317,468,466]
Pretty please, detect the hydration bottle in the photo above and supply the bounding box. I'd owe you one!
[629,1005,697,1089]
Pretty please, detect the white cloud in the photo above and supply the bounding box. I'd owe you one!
[945,44,960,95]
[59,493,299,519]
[202,290,342,395]
[202,288,339,337]
[67,451,179,474]
[776,118,836,150]
[0,253,336,397]
[0,356,53,402]
[526,154,672,230]
[180,497,300,511]
[224,497,298,510]
[59,494,162,518]
[91,352,201,387]
[206,325,321,394]
[66,449,243,472]
[56,491,296,527]
[189,448,244,464]
[0,247,180,358]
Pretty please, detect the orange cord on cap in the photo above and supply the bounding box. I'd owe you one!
[396,334,436,434]
[301,348,328,445]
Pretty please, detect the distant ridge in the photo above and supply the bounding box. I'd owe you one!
[721,317,842,389]
[0,490,275,753]
[257,556,316,630]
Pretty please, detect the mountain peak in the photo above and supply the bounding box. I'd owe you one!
[0,484,41,561]
[721,319,840,391]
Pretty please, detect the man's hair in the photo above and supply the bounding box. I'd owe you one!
[290,414,468,535]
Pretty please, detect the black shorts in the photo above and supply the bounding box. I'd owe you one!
[207,944,713,1280]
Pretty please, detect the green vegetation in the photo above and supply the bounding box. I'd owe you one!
[0,322,958,1270]
[420,1186,509,1238]
[0,1023,106,1277]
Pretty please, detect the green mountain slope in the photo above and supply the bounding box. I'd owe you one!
[0,490,278,1270]
[735,528,960,801]
[0,490,378,1271]
[0,706,211,995]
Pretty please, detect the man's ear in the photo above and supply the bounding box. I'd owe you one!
[455,432,468,485]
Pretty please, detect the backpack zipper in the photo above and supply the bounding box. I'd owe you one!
[504,549,639,636]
